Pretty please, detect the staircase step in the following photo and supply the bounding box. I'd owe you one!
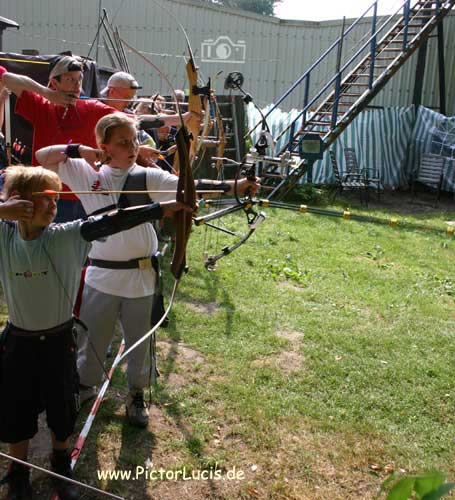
[343,82,369,86]
[338,92,362,97]
[297,129,327,136]
[387,38,412,43]
[390,27,420,32]
[400,22,428,27]
[325,102,356,108]
[315,111,344,115]
[308,121,332,127]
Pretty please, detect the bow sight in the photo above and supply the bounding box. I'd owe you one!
[225,71,252,104]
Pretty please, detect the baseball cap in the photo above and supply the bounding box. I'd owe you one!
[100,71,141,97]
[49,56,83,81]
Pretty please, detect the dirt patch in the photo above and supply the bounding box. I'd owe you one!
[251,329,305,374]
[156,340,206,389]
[276,329,304,346]
[262,425,389,500]
[252,351,303,374]
[184,301,221,315]
[157,340,205,366]
[358,188,454,215]
[29,414,51,462]
[165,372,187,388]
[277,281,306,292]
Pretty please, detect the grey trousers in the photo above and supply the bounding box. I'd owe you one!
[77,284,154,391]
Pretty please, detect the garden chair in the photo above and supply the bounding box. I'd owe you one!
[329,150,367,204]
[343,147,382,201]
[412,153,445,204]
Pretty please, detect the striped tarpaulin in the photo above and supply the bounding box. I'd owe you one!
[407,106,455,192]
[247,104,455,191]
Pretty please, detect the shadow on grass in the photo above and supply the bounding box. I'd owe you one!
[167,263,236,338]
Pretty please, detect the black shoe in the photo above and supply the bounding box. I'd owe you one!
[50,450,80,500]
[0,462,33,500]
[126,390,149,428]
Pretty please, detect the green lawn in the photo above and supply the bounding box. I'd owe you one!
[1,194,454,499]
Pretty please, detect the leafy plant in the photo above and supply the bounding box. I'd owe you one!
[376,471,455,500]
[365,244,385,261]
[264,254,309,284]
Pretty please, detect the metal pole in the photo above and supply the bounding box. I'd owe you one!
[95,0,102,62]
[368,1,378,89]
[402,0,411,51]
[302,74,310,128]
[331,16,346,129]
[412,42,428,107]
[437,16,446,115]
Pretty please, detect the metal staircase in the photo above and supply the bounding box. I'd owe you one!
[254,0,455,198]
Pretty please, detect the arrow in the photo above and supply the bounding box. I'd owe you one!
[32,189,224,196]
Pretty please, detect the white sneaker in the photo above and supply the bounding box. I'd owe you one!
[126,390,149,428]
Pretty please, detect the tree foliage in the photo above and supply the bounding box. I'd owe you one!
[204,0,283,16]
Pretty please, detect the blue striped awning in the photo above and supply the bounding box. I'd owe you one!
[247,104,455,191]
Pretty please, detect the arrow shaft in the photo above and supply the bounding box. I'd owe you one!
[32,190,223,195]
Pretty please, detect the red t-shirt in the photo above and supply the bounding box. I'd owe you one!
[15,91,117,200]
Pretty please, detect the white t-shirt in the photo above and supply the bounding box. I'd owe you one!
[59,159,178,298]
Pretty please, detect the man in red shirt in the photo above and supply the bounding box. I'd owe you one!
[6,57,117,162]
[1,56,117,221]
[1,57,199,220]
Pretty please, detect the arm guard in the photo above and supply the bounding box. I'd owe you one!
[80,203,163,242]
[138,118,165,130]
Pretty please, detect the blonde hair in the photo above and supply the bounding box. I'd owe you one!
[2,165,62,200]
[95,112,137,147]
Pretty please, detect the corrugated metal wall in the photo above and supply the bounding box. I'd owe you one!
[1,0,454,114]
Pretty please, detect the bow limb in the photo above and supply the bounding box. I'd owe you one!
[194,198,266,271]
[171,123,195,279]
[119,37,185,124]
[185,48,203,163]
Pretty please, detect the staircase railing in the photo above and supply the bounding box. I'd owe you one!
[248,0,381,137]
[247,0,450,154]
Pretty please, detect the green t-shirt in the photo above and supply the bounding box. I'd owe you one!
[0,220,91,330]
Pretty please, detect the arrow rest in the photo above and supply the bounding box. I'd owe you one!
[192,81,211,97]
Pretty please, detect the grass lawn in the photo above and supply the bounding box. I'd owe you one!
[1,191,454,499]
